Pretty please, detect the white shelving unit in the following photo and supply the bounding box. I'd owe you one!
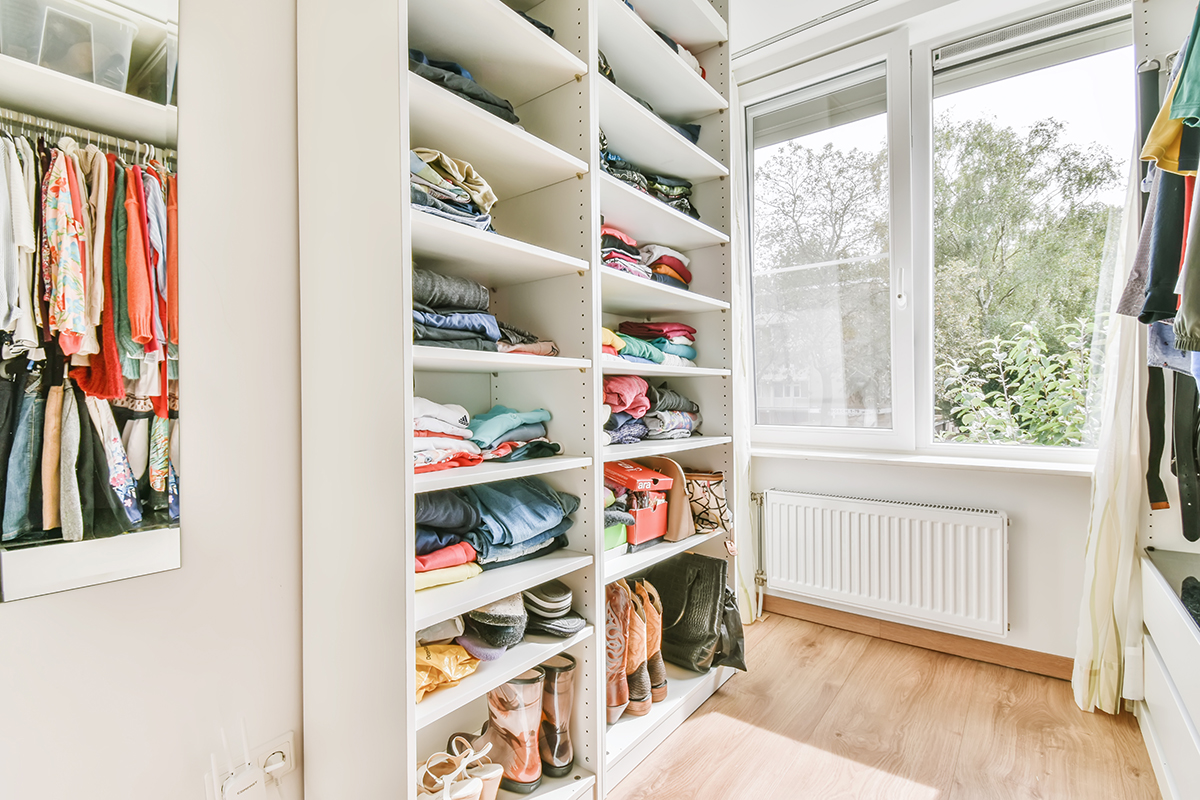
[299,0,736,797]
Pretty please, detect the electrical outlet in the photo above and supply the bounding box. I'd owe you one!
[252,731,296,782]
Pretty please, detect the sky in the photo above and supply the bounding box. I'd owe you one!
[757,46,1136,204]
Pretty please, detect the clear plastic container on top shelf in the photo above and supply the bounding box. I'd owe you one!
[127,31,175,105]
[0,0,138,91]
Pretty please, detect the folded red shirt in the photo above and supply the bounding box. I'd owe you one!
[618,321,697,341]
[651,255,693,284]
[415,541,477,573]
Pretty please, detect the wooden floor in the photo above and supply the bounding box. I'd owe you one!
[607,614,1160,800]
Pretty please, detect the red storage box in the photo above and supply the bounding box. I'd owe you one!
[626,501,668,547]
[604,460,673,492]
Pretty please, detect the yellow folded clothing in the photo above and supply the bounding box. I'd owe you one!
[416,562,482,591]
[601,327,626,352]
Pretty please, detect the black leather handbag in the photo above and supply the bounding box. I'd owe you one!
[647,552,747,673]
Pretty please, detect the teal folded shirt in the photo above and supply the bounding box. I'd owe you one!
[469,405,553,447]
[648,338,697,360]
[616,334,665,363]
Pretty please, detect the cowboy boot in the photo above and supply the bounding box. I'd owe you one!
[538,654,576,777]
[635,580,668,702]
[620,579,651,717]
[605,581,631,724]
[449,667,545,794]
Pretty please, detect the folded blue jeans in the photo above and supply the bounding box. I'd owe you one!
[459,477,579,546]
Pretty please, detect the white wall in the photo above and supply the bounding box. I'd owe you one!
[753,458,1092,656]
[0,0,304,796]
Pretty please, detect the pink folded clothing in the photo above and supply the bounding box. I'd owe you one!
[601,225,637,247]
[618,321,697,342]
[604,375,651,418]
[415,541,477,573]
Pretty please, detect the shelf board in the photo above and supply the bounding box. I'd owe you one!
[417,627,594,729]
[600,268,729,316]
[415,550,593,630]
[601,358,730,378]
[498,765,596,800]
[597,0,728,122]
[415,456,594,494]
[0,54,177,145]
[603,436,732,462]
[413,347,590,374]
[410,75,588,199]
[605,663,736,785]
[410,213,588,287]
[604,530,724,583]
[600,174,729,252]
[0,526,180,602]
[624,0,728,51]
[409,0,587,108]
[599,80,728,183]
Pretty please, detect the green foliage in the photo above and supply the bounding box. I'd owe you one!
[936,319,1094,446]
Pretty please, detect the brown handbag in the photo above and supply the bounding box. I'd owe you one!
[638,456,696,542]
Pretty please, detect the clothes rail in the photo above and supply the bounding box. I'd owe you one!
[0,106,177,167]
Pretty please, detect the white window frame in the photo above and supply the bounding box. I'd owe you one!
[743,30,916,452]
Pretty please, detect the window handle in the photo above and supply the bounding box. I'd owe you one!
[895,266,908,310]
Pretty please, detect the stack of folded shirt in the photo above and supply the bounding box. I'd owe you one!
[414,397,485,474]
[643,381,702,440]
[601,225,651,279]
[413,267,560,355]
[410,148,497,231]
[409,49,518,124]
[639,244,693,291]
[617,321,698,368]
[470,405,562,462]
[603,375,651,445]
[599,131,699,219]
[458,594,528,661]
[460,477,578,570]
[415,488,484,590]
[523,580,587,637]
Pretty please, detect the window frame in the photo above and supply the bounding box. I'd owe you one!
[744,30,916,452]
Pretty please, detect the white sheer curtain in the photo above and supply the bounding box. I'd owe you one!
[1072,156,1147,713]
[730,81,760,624]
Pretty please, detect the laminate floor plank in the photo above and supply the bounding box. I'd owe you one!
[607,615,1160,800]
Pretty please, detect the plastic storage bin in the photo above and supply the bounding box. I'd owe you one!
[0,0,138,91]
[128,31,175,105]
[626,501,668,549]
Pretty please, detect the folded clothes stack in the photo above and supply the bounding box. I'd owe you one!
[601,377,702,445]
[600,224,694,291]
[600,130,699,220]
[409,49,518,124]
[415,476,580,591]
[413,267,559,355]
[410,148,496,231]
[600,322,698,368]
[413,398,563,474]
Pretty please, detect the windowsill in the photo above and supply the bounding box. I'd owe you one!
[750,444,1096,477]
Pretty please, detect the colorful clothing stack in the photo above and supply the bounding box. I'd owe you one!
[601,322,698,368]
[412,267,559,355]
[0,128,179,544]
[413,398,563,474]
[599,131,699,220]
[410,149,496,231]
[602,377,701,445]
[600,225,694,291]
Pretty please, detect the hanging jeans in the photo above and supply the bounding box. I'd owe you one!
[2,376,45,540]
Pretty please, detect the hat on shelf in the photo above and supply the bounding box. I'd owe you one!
[455,631,509,661]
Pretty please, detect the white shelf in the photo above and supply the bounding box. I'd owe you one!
[498,766,596,800]
[415,456,594,494]
[417,627,594,729]
[411,213,588,287]
[601,358,730,378]
[600,173,729,252]
[0,526,180,602]
[603,436,732,462]
[604,530,724,583]
[623,0,728,50]
[410,75,588,199]
[409,0,588,108]
[599,80,728,183]
[597,0,728,122]
[415,550,594,629]
[601,268,729,316]
[605,663,736,784]
[0,54,177,145]
[413,347,591,374]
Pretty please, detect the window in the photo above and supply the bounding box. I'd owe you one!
[745,4,1133,455]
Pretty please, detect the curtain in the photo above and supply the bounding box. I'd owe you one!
[730,80,760,625]
[1072,154,1147,713]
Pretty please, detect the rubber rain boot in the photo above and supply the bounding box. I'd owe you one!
[538,654,577,777]
[449,667,545,794]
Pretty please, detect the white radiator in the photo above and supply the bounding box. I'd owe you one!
[763,491,1008,637]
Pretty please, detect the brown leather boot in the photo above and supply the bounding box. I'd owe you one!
[636,580,668,702]
[620,579,651,717]
[605,581,630,724]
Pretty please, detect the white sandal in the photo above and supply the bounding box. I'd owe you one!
[448,736,504,800]
[416,752,482,800]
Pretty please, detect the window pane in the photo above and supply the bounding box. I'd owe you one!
[751,67,893,428]
[932,46,1133,447]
